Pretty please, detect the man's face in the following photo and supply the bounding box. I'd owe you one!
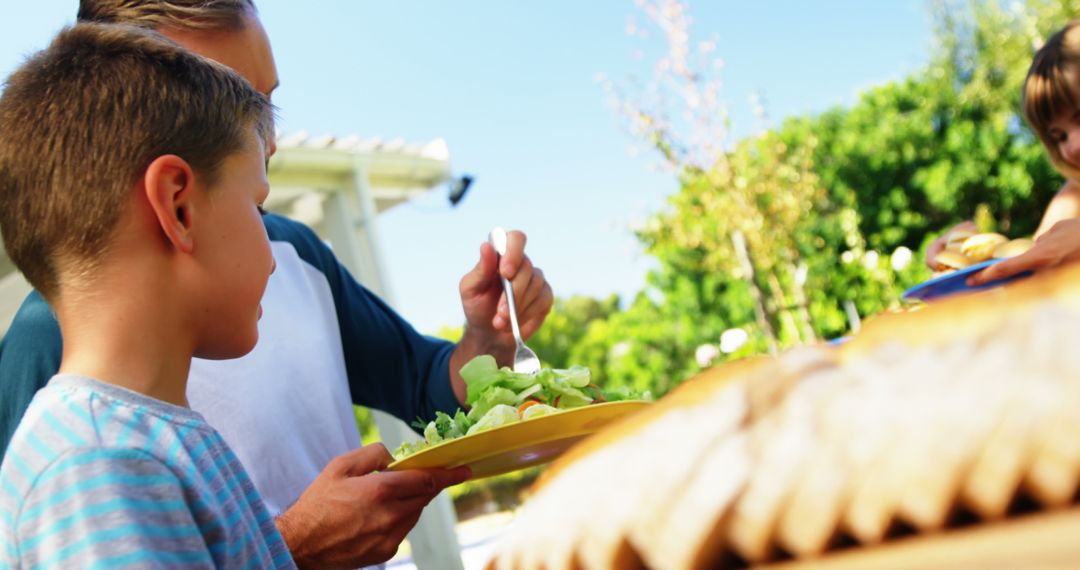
[158,12,279,154]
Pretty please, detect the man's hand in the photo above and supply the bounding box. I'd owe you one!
[451,230,553,403]
[926,220,977,269]
[275,444,471,569]
[969,219,1080,286]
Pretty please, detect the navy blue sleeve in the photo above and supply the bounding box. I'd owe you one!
[0,291,62,456]
[262,213,460,425]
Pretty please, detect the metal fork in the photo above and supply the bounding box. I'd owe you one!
[488,227,542,374]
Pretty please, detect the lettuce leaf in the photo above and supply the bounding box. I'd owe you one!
[390,355,650,461]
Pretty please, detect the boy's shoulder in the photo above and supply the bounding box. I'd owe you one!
[4,377,211,482]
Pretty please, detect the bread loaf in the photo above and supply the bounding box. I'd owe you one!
[487,264,1080,569]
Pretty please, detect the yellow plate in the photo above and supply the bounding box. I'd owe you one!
[386,400,650,479]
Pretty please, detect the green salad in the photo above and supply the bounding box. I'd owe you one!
[391,355,651,460]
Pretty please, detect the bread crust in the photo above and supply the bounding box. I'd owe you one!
[487,264,1080,570]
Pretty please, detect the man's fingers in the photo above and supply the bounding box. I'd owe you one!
[377,466,472,500]
[385,506,428,545]
[520,281,553,339]
[460,242,499,298]
[496,254,534,327]
[508,257,534,311]
[519,266,546,310]
[366,496,435,562]
[327,443,393,477]
[500,230,528,277]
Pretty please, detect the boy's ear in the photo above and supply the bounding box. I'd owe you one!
[143,155,197,254]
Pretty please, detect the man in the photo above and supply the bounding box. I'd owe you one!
[0,1,553,568]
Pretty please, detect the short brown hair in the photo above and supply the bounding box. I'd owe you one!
[78,0,256,31]
[1023,19,1080,180]
[0,23,274,299]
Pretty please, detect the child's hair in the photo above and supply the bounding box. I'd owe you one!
[1023,19,1080,180]
[78,0,256,31]
[0,23,274,299]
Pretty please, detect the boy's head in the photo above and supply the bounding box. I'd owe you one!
[78,0,255,31]
[79,0,279,99]
[1023,19,1080,180]
[0,23,275,354]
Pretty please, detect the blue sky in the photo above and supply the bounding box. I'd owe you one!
[0,1,932,333]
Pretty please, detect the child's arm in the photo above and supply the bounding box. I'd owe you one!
[1034,180,1080,239]
[12,447,215,568]
[969,218,1080,285]
[973,180,1080,284]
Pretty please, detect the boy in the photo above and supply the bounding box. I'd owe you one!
[0,23,292,567]
[1,3,525,565]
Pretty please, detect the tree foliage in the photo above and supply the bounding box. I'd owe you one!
[575,0,1079,397]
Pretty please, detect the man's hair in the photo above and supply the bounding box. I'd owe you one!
[1023,19,1080,180]
[78,0,256,31]
[0,23,274,299]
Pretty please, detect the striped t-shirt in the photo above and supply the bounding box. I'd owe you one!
[0,374,295,569]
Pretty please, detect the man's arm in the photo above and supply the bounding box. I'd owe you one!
[262,214,460,422]
[0,291,62,456]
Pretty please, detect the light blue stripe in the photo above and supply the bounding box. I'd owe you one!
[246,485,272,527]
[36,522,203,568]
[161,428,220,541]
[226,485,269,559]
[222,499,247,531]
[3,532,15,559]
[35,448,157,488]
[24,432,53,461]
[162,429,222,535]
[203,433,234,482]
[145,415,168,450]
[114,407,145,447]
[42,409,88,447]
[182,431,217,483]
[0,503,15,526]
[1,475,19,499]
[215,470,247,509]
[86,547,212,569]
[165,424,191,464]
[63,398,95,428]
[21,472,174,524]
[93,400,121,435]
[9,450,36,481]
[243,544,269,570]
[272,545,293,568]
[23,497,189,550]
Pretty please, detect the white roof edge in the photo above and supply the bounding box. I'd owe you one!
[276,131,450,162]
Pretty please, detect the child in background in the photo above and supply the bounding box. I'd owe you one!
[0,23,292,568]
[928,19,1080,284]
[970,18,1080,284]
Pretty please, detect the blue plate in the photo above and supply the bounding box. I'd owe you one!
[901,258,1032,302]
